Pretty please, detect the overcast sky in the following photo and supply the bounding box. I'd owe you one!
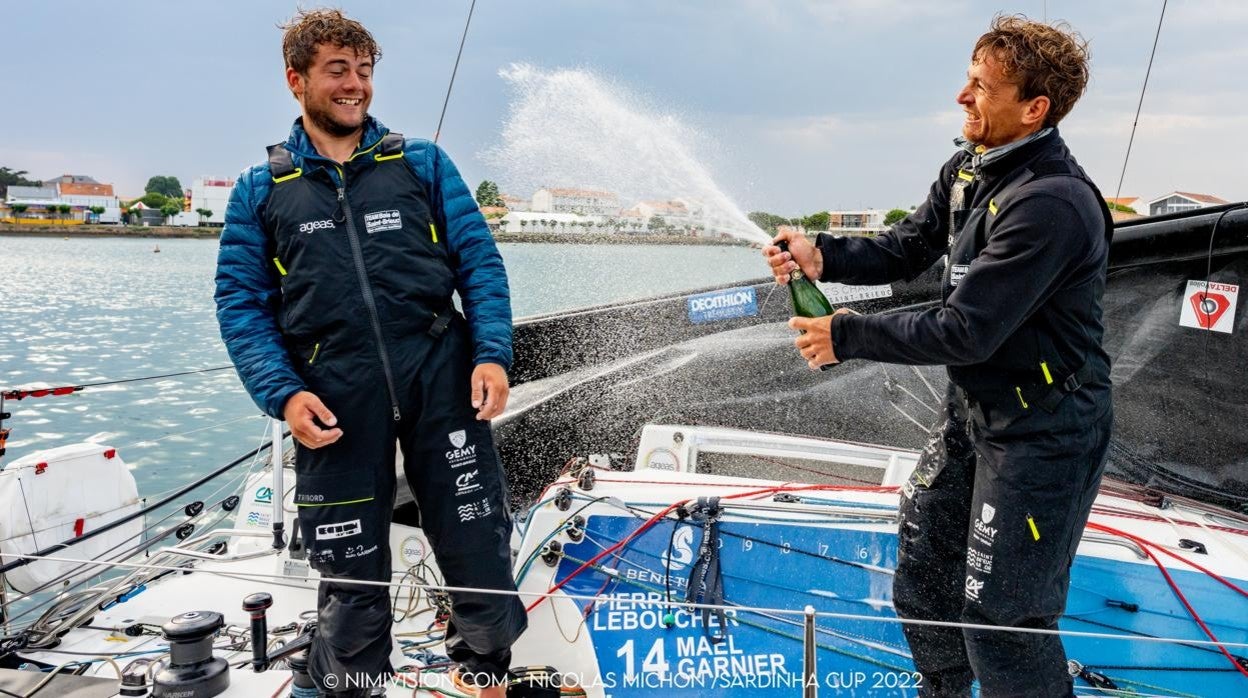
[3,0,1245,215]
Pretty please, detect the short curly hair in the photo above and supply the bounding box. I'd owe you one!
[281,7,381,74]
[973,14,1090,128]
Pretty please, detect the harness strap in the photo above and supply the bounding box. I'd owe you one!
[378,131,405,156]
[266,143,300,182]
[1036,361,1097,412]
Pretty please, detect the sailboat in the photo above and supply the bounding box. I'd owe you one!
[0,202,1244,696]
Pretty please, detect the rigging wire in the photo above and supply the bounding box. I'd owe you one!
[433,0,478,143]
[1,420,274,626]
[0,432,281,576]
[1112,0,1168,204]
[0,366,234,401]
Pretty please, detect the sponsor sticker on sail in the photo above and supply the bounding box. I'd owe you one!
[1179,280,1238,334]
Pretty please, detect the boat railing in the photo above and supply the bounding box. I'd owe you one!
[160,529,282,562]
[634,424,919,486]
[1076,533,1148,560]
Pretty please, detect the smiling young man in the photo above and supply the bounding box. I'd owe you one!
[214,9,524,698]
[764,16,1113,697]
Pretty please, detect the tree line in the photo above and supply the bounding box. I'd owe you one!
[747,208,911,235]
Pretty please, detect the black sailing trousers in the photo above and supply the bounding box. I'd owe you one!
[893,383,1112,697]
[292,317,527,696]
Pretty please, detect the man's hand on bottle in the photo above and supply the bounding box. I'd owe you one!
[472,362,510,421]
[763,230,823,285]
[789,309,852,369]
[283,390,343,449]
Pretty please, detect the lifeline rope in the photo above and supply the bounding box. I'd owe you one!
[3,549,1245,652]
[0,365,234,401]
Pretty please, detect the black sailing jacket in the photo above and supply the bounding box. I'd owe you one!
[819,129,1113,405]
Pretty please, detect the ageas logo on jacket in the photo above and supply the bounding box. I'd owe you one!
[299,218,336,234]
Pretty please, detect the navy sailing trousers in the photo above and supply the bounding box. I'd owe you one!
[893,383,1112,697]
[293,318,526,695]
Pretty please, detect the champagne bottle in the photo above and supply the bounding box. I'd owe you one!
[778,241,834,317]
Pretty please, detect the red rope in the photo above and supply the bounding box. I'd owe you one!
[1,386,81,400]
[1086,521,1248,680]
[525,482,897,614]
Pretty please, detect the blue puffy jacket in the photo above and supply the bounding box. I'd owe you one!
[214,116,512,418]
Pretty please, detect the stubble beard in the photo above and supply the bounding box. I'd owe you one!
[306,101,365,138]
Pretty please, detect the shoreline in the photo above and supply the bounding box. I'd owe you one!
[0,224,752,245]
[0,224,220,239]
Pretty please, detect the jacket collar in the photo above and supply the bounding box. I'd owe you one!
[954,127,1057,175]
[284,115,390,166]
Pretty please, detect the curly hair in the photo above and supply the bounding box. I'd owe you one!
[281,7,381,74]
[973,14,1089,128]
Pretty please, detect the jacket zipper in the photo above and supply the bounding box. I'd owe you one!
[337,169,402,421]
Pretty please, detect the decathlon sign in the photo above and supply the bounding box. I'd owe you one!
[686,287,758,324]
[1179,280,1238,334]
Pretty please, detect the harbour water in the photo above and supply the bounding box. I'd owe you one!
[1,235,766,497]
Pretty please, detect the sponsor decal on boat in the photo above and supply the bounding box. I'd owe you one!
[661,525,694,571]
[400,535,427,567]
[1179,280,1238,333]
[686,287,758,324]
[817,281,894,303]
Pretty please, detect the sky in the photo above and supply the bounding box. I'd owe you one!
[2,0,1246,215]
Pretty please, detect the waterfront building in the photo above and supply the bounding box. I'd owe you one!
[1147,191,1228,216]
[1,185,63,223]
[189,177,233,225]
[45,175,122,223]
[531,187,620,216]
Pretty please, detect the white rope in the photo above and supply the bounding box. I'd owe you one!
[6,550,1247,651]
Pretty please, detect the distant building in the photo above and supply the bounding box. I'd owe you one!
[531,187,620,216]
[6,174,123,224]
[127,201,171,226]
[4,185,59,204]
[189,177,233,225]
[1148,191,1228,217]
[623,200,691,227]
[827,209,887,235]
[2,185,63,222]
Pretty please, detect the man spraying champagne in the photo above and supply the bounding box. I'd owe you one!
[764,15,1113,697]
